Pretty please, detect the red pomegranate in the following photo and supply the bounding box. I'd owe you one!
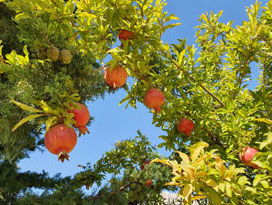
[239,146,259,168]
[141,160,150,170]
[177,118,194,136]
[145,179,152,187]
[118,30,135,40]
[143,88,165,113]
[104,65,128,89]
[45,124,77,162]
[68,103,90,136]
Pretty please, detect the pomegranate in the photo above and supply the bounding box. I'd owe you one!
[144,88,165,113]
[118,30,135,40]
[104,65,128,89]
[47,45,59,61]
[145,179,152,187]
[141,160,150,170]
[68,103,90,136]
[60,49,72,64]
[45,124,77,162]
[239,146,259,168]
[177,118,194,136]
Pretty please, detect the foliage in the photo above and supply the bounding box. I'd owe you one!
[0,0,272,204]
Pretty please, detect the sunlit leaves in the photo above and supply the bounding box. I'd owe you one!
[152,142,245,203]
[5,46,30,66]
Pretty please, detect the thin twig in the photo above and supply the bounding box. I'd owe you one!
[203,127,226,149]
[90,183,131,200]
[160,50,225,107]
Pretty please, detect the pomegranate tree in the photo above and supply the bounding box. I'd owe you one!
[68,102,90,136]
[143,88,165,113]
[239,146,259,168]
[118,30,135,40]
[45,124,77,162]
[104,65,128,89]
[177,118,194,136]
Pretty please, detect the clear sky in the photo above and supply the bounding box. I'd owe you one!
[18,0,261,192]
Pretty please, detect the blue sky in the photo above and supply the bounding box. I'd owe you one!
[18,0,261,191]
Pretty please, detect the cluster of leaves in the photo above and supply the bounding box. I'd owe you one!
[12,132,178,204]
[0,0,110,163]
[154,142,245,204]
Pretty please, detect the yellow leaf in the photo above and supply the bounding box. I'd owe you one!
[214,155,226,176]
[254,118,272,125]
[190,142,209,161]
[225,182,232,198]
[183,184,193,201]
[165,182,181,186]
[12,114,45,132]
[151,158,171,166]
[176,151,190,163]
[12,99,43,113]
[203,179,218,192]
[179,161,195,178]
[191,195,207,201]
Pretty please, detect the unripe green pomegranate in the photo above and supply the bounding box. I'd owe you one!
[60,49,72,64]
[47,45,59,61]
[37,49,47,59]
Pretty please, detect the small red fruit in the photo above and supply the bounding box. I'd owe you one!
[104,65,128,89]
[141,160,150,170]
[239,146,259,168]
[145,179,152,187]
[118,30,135,40]
[68,103,90,136]
[144,88,165,113]
[177,118,194,136]
[45,124,77,162]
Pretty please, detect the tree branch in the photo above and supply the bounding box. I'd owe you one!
[160,50,225,107]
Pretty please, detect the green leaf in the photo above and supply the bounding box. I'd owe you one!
[12,99,43,113]
[253,174,266,187]
[178,48,186,66]
[260,133,272,150]
[260,180,269,189]
[163,23,182,32]
[225,182,232,197]
[12,114,44,132]
[218,182,225,193]
[202,185,222,205]
[238,176,250,187]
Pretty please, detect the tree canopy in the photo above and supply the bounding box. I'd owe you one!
[0,0,272,204]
